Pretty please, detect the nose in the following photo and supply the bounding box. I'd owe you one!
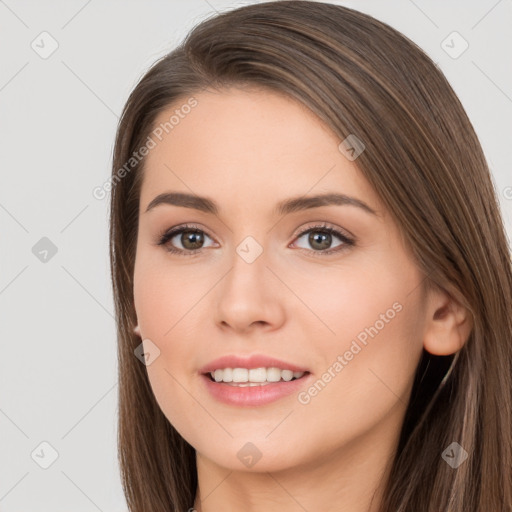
[214,247,286,334]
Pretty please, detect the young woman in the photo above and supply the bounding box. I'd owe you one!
[109,2,512,511]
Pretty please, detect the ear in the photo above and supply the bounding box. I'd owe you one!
[133,324,141,336]
[423,287,473,356]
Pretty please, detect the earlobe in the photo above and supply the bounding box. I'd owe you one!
[133,324,141,336]
[423,290,473,356]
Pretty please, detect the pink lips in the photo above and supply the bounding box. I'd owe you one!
[198,354,311,407]
[198,354,309,375]
[201,374,312,407]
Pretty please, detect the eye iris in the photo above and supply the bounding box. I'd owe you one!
[309,231,331,250]
[182,230,204,250]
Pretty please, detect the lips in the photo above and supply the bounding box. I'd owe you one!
[200,372,313,407]
[198,354,309,375]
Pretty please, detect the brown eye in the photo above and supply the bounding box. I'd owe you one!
[307,231,333,251]
[292,224,355,256]
[179,230,205,250]
[157,224,216,255]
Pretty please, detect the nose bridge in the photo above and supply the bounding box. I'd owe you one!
[214,232,285,331]
[235,233,266,266]
[225,233,271,297]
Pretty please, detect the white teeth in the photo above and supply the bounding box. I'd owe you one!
[281,370,294,381]
[267,367,282,382]
[232,368,248,382]
[249,368,267,382]
[222,368,233,382]
[209,367,305,383]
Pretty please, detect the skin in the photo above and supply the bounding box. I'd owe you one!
[132,86,472,512]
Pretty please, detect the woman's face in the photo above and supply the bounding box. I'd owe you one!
[133,87,427,473]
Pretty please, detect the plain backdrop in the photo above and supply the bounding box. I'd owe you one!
[0,1,511,510]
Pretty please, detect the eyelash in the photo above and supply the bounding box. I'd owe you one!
[155,222,355,257]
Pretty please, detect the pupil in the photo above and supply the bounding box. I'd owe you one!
[309,231,331,250]
[183,230,204,250]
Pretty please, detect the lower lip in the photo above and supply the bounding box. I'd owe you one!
[200,373,312,407]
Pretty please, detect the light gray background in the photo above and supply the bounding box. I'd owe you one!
[1,1,510,511]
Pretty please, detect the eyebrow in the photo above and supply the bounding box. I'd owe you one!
[144,191,378,217]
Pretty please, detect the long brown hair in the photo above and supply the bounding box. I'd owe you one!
[109,2,512,510]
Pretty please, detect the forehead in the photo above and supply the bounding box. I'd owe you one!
[139,87,381,217]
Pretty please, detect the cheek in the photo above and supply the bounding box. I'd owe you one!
[133,257,210,429]
[293,259,424,436]
[133,253,204,338]
[285,250,416,348]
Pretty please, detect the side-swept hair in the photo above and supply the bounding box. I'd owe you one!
[109,2,512,510]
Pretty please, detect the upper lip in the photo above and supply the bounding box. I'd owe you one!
[199,354,310,374]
